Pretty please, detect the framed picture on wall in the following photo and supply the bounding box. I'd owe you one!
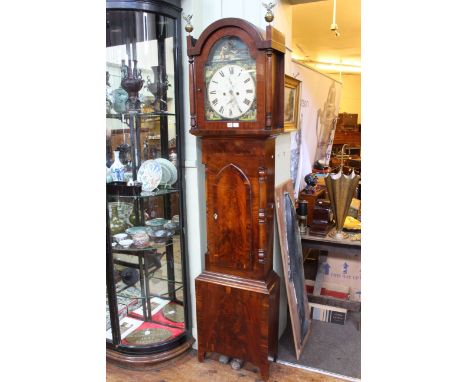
[284,74,301,132]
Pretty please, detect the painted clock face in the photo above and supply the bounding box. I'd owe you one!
[207,64,255,119]
[204,36,257,121]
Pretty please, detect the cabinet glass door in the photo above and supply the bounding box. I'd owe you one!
[106,4,189,355]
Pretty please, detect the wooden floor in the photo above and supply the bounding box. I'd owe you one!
[107,350,345,382]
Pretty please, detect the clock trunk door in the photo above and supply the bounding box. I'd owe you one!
[208,163,253,272]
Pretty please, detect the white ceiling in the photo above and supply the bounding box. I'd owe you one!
[291,0,361,73]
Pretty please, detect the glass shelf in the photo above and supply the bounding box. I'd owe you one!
[106,111,176,119]
[108,187,180,200]
[116,276,182,293]
[112,238,175,253]
[117,280,183,295]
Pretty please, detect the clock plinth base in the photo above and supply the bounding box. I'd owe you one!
[195,271,280,381]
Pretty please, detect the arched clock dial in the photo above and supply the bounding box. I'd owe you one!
[207,64,256,119]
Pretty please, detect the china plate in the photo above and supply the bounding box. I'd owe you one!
[137,160,162,192]
[168,161,178,185]
[156,158,178,186]
[156,159,171,185]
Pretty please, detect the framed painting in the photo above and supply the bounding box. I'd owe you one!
[275,180,312,359]
[284,74,301,132]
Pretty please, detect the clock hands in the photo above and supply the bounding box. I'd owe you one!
[208,64,254,118]
[227,77,243,113]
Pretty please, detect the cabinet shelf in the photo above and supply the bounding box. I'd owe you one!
[108,186,180,200]
[116,278,183,296]
[106,111,176,120]
[112,238,175,254]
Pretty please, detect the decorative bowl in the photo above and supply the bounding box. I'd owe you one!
[164,221,178,235]
[133,232,150,248]
[119,239,134,248]
[113,233,128,243]
[153,229,167,238]
[148,229,172,243]
[146,218,168,231]
[126,226,148,236]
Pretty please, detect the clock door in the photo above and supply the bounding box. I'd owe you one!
[192,26,267,131]
[208,163,253,272]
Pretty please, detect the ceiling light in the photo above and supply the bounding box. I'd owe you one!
[293,58,361,74]
[331,0,340,37]
[315,62,360,73]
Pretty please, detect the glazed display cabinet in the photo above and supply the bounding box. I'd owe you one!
[106,0,192,364]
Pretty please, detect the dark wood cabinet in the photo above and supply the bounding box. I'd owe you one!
[187,18,285,380]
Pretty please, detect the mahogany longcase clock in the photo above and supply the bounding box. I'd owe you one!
[187,18,285,380]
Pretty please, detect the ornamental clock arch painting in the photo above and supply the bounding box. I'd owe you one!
[204,36,257,121]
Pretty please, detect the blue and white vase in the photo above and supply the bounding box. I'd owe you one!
[110,151,125,181]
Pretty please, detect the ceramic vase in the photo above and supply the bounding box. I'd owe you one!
[110,205,126,235]
[111,88,128,114]
[110,151,125,181]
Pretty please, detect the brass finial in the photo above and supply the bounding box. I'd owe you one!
[183,13,193,34]
[263,2,276,24]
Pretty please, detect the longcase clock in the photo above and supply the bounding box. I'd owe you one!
[187,18,285,380]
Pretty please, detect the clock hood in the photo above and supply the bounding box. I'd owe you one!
[187,17,285,57]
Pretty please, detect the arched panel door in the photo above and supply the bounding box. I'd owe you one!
[210,163,253,271]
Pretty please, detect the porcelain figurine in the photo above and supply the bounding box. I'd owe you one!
[304,173,318,194]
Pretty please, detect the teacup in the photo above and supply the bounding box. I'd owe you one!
[119,239,133,248]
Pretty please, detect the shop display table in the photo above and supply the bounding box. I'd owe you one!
[301,229,361,312]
